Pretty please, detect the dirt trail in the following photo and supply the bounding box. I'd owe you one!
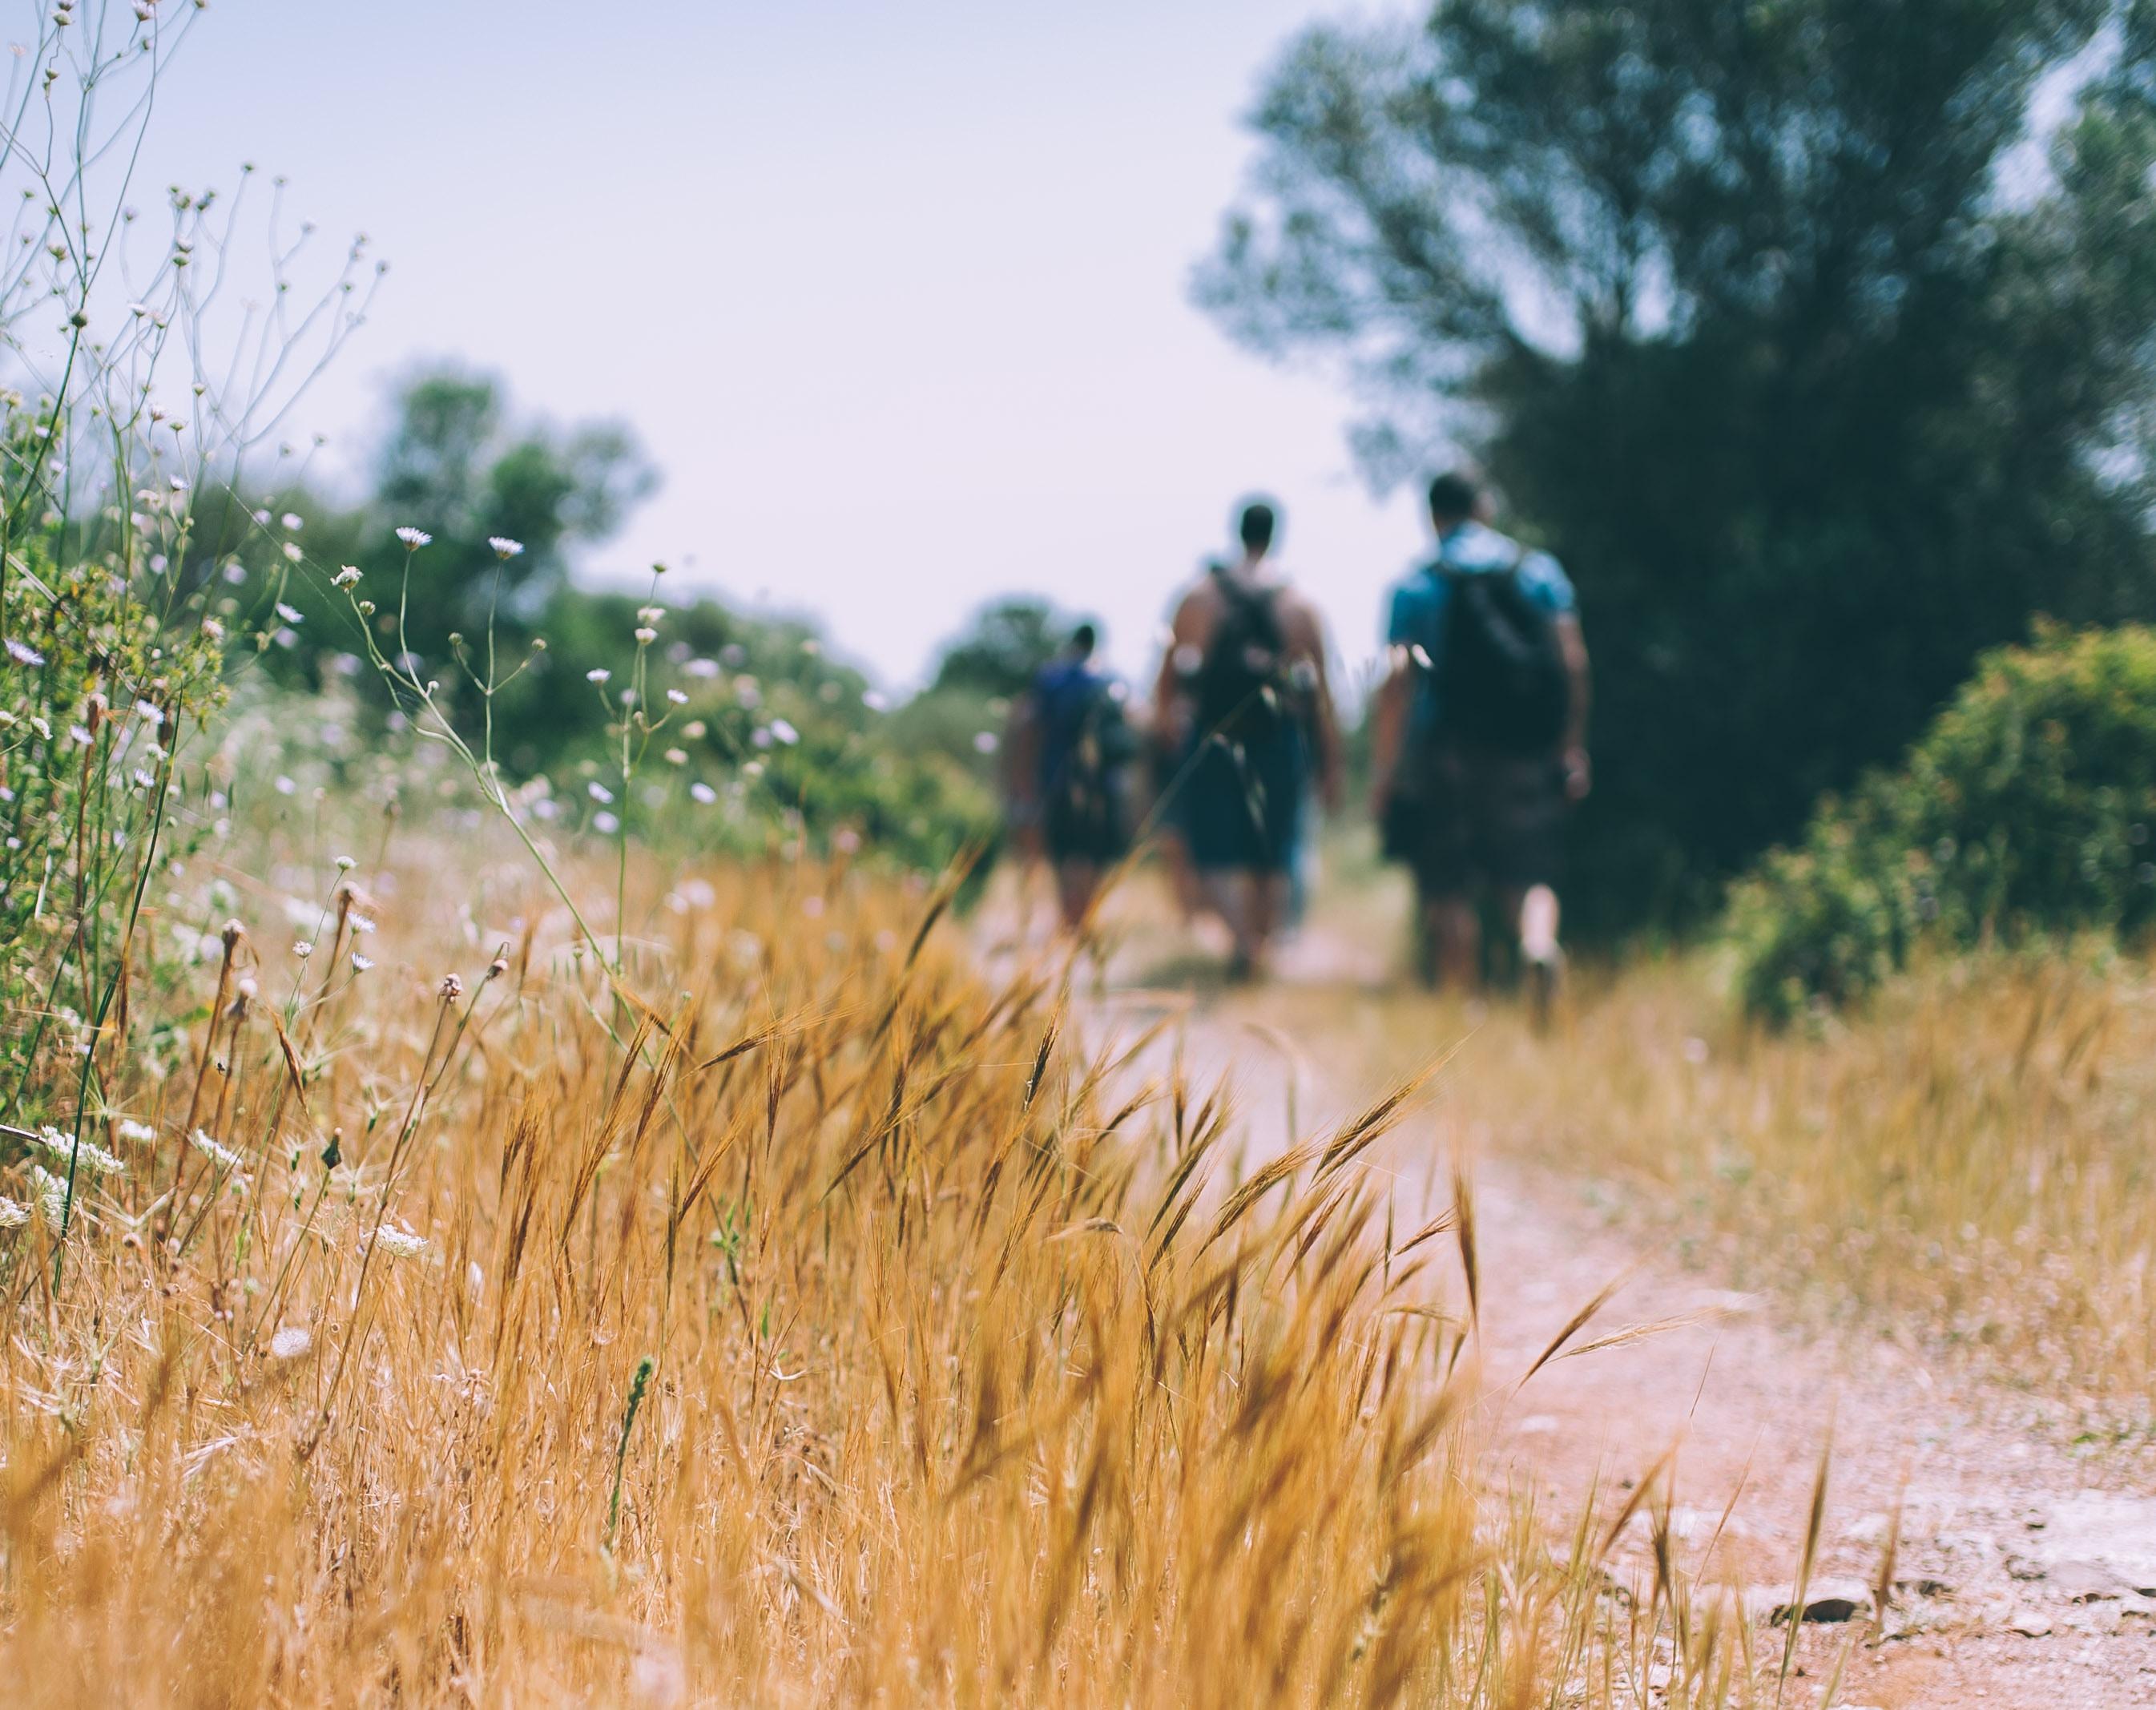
[1072,918,2156,1708]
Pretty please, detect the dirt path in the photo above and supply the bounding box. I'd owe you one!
[1070,916,2156,1708]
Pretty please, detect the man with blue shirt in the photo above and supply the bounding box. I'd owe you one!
[1368,471,1590,1012]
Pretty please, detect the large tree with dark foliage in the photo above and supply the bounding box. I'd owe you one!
[1200,0,2156,933]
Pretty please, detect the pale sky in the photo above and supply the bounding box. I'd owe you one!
[142,0,1429,692]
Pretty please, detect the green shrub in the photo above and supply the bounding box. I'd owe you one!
[1727,623,2156,1020]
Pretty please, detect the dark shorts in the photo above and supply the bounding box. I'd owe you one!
[1041,779,1127,865]
[1389,744,1566,897]
[1179,725,1308,875]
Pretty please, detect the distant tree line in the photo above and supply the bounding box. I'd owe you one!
[191,367,995,873]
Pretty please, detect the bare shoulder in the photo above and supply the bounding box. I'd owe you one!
[1171,576,1221,639]
[1275,584,1328,651]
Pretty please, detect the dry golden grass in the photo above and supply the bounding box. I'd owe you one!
[1275,925,2156,1420]
[0,843,1770,1707]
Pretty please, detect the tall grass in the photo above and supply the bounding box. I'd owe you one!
[1294,946,2156,1418]
[0,833,1767,1705]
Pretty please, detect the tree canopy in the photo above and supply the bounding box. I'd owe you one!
[1201,0,2156,933]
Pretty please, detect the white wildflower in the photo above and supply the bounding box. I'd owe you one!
[30,716,51,740]
[133,700,163,725]
[665,688,688,705]
[594,811,620,834]
[267,1325,312,1360]
[372,1224,428,1259]
[115,1119,155,1143]
[280,541,303,563]
[201,617,225,642]
[30,1166,67,1224]
[487,536,523,559]
[293,939,313,958]
[587,782,614,803]
[37,1127,126,1176]
[6,638,46,667]
[0,1197,27,1230]
[634,626,658,645]
[394,526,431,548]
[280,512,303,530]
[275,601,304,623]
[586,667,611,684]
[350,913,376,934]
[350,953,374,973]
[663,747,687,764]
[690,781,717,805]
[332,565,361,588]
[69,724,93,746]
[770,718,800,746]
[191,1128,244,1171]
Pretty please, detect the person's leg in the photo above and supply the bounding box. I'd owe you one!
[1057,859,1100,933]
[1503,882,1563,1026]
[1425,891,1481,991]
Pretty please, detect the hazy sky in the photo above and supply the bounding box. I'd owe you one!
[142,0,1427,692]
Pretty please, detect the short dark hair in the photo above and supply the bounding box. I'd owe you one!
[1427,470,1482,522]
[1070,622,1098,656]
[1238,499,1278,553]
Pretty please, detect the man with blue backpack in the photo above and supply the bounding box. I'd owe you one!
[1369,471,1591,1017]
[1006,622,1137,933]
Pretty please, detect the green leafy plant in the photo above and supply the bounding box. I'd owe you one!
[1727,622,2156,1019]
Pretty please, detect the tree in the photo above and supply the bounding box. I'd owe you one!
[1200,0,2156,934]
[925,596,1078,701]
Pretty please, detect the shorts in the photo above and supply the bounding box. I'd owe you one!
[1388,743,1566,897]
[1042,780,1128,865]
[1179,724,1308,875]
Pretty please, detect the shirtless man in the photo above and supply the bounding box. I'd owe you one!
[1153,499,1343,978]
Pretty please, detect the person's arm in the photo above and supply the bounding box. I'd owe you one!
[1284,595,1344,812]
[1368,648,1413,815]
[1152,587,1203,754]
[1003,688,1040,811]
[1554,612,1590,801]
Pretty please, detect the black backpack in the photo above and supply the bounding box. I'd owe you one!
[1433,552,1570,754]
[1192,569,1294,741]
[1039,668,1136,853]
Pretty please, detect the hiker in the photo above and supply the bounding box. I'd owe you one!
[1369,471,1590,1014]
[1154,500,1343,978]
[1005,623,1135,932]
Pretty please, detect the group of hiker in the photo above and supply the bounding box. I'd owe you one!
[1001,470,1590,1002]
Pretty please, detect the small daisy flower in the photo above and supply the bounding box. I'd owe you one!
[350,953,374,973]
[394,526,431,548]
[586,667,611,684]
[332,566,361,588]
[487,537,523,559]
[666,688,688,705]
[275,602,304,623]
[6,638,45,667]
[633,627,658,644]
